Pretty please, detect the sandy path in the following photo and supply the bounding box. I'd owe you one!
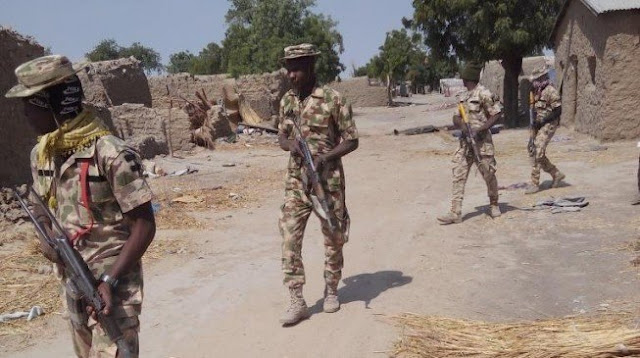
[5,94,639,357]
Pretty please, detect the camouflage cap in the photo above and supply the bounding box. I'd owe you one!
[5,55,88,98]
[460,61,483,82]
[282,43,321,60]
[529,66,550,81]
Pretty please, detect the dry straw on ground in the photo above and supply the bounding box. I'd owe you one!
[0,227,58,337]
[392,313,640,357]
[0,224,187,337]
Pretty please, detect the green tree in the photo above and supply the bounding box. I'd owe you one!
[409,0,563,126]
[86,39,163,74]
[167,51,196,74]
[86,39,121,62]
[367,29,423,105]
[423,55,459,91]
[365,55,385,80]
[190,43,225,75]
[222,0,344,83]
[352,64,368,77]
[301,13,345,82]
[120,42,163,74]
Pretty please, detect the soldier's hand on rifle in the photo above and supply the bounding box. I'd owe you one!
[313,154,328,172]
[452,114,463,129]
[87,282,114,318]
[34,219,62,264]
[288,139,303,157]
[39,239,61,264]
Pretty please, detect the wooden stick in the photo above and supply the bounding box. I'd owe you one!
[165,85,175,158]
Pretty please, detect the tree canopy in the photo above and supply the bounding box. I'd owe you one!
[86,39,163,74]
[409,0,562,126]
[221,0,344,83]
[365,29,421,81]
[167,43,226,75]
[166,51,196,74]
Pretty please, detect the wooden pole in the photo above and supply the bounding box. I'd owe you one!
[165,85,174,157]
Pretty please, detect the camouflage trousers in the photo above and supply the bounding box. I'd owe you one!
[62,284,139,358]
[530,120,560,186]
[279,176,350,290]
[451,146,498,210]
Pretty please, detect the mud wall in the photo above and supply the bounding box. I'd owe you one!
[481,56,551,101]
[0,28,45,186]
[95,104,192,158]
[148,73,230,108]
[327,76,387,108]
[78,57,152,107]
[235,69,290,123]
[554,1,640,140]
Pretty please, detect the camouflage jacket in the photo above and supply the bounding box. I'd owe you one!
[278,86,358,192]
[30,134,153,317]
[534,85,561,123]
[454,84,502,156]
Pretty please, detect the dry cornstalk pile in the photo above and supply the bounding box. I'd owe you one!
[392,313,640,357]
[183,89,217,149]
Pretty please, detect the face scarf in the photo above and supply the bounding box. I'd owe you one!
[36,110,112,167]
[36,75,112,167]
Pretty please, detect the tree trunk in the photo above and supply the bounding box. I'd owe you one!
[501,56,523,127]
[386,73,393,107]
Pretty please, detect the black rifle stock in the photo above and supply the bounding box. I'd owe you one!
[291,117,339,232]
[14,187,133,358]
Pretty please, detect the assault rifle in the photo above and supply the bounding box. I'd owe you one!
[291,116,339,232]
[457,102,483,166]
[13,187,133,358]
[528,91,537,160]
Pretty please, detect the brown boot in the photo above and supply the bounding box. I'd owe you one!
[437,201,462,225]
[489,198,501,218]
[551,172,565,188]
[323,286,340,313]
[280,287,310,326]
[525,184,540,195]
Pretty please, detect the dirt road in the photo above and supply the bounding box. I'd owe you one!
[4,94,639,357]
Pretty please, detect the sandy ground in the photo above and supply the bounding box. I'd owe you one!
[2,93,639,357]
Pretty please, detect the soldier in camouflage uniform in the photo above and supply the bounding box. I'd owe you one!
[438,62,503,225]
[6,55,156,357]
[525,67,565,194]
[277,44,358,326]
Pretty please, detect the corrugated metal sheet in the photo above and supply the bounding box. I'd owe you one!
[582,0,640,14]
[551,0,640,41]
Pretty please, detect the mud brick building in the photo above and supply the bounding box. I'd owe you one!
[551,0,640,140]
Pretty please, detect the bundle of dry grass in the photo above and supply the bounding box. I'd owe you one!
[392,313,640,357]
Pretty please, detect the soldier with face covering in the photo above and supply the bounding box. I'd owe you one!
[6,55,156,358]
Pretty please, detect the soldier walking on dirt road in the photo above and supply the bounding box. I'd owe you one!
[277,44,359,326]
[524,67,566,194]
[6,55,156,357]
[438,62,503,225]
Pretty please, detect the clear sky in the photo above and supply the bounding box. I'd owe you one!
[0,0,414,75]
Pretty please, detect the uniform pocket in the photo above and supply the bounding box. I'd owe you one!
[467,101,481,112]
[307,121,330,138]
[87,180,121,223]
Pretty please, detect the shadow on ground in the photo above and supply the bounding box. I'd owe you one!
[309,270,413,315]
[461,202,521,221]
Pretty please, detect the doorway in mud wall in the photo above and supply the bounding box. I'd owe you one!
[561,55,578,127]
